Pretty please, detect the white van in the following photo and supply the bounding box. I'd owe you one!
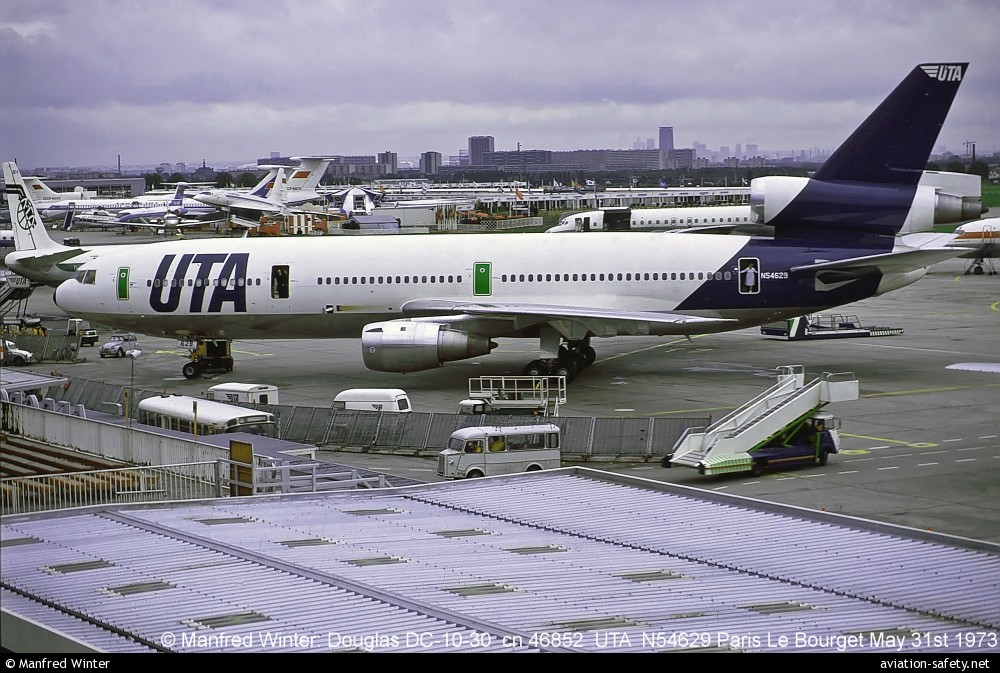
[206,383,280,405]
[437,424,561,479]
[333,388,411,413]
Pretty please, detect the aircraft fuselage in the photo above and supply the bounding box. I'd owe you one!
[53,232,887,341]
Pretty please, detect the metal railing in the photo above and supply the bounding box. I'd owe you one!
[1,457,393,515]
[1,461,221,515]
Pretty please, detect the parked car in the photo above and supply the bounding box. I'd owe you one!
[98,333,139,358]
[1,339,35,366]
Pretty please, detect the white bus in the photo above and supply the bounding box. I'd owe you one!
[136,394,278,438]
[437,424,561,479]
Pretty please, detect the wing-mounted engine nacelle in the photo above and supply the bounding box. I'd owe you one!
[361,320,495,373]
[167,206,188,216]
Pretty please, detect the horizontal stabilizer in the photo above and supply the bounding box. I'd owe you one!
[12,248,87,269]
[791,246,963,276]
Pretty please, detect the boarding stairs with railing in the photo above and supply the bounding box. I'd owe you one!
[669,365,859,472]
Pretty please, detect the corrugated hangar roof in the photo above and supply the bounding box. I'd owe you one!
[2,468,998,653]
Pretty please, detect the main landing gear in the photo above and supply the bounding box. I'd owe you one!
[965,257,996,276]
[523,339,596,382]
[182,338,235,379]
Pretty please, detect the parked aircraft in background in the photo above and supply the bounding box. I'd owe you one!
[34,181,217,223]
[66,183,220,231]
[193,157,333,215]
[553,170,982,235]
[903,217,998,275]
[6,63,970,381]
[951,219,998,275]
[112,183,219,224]
[548,204,754,234]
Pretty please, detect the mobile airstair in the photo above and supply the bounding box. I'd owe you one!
[668,365,859,475]
[0,271,34,319]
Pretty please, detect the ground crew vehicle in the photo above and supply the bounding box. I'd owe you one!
[67,318,99,346]
[333,389,411,413]
[665,366,857,476]
[181,338,234,379]
[437,424,561,479]
[457,376,566,416]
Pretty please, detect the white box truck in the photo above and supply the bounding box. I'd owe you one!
[333,388,412,413]
[206,383,280,405]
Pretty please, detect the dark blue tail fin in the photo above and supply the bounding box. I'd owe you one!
[768,63,968,247]
[813,63,968,185]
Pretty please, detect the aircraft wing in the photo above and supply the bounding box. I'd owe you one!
[400,299,733,337]
[128,220,204,230]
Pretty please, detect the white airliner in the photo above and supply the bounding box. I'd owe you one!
[66,182,222,232]
[193,157,333,214]
[552,169,982,235]
[34,182,218,222]
[548,204,753,234]
[3,63,970,381]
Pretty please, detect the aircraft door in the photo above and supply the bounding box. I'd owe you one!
[271,265,290,299]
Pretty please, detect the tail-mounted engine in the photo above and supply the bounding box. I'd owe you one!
[361,320,495,373]
[751,174,981,238]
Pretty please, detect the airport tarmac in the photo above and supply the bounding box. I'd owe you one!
[3,232,999,543]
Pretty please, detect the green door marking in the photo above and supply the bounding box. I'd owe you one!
[474,262,491,296]
[117,267,130,300]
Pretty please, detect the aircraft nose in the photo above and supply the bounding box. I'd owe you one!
[53,279,78,311]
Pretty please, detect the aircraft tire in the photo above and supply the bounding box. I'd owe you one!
[553,361,577,382]
[581,345,596,366]
[524,360,548,377]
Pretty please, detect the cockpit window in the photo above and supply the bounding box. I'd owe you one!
[75,270,97,285]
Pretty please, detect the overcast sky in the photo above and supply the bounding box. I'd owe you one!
[1,0,997,170]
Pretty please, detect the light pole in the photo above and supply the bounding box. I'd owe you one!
[125,349,142,428]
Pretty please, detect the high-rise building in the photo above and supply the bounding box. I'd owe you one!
[377,151,398,175]
[468,136,495,165]
[658,126,674,151]
[658,126,674,169]
[420,151,442,175]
